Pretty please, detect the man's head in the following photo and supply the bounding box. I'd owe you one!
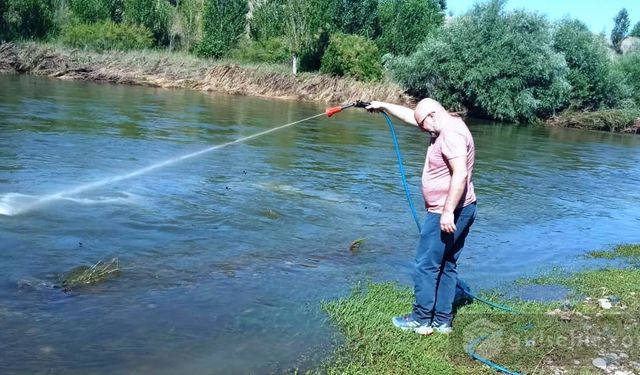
[414,98,448,134]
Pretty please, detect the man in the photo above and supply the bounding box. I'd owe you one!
[366,98,477,335]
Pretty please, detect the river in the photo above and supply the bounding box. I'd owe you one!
[1,75,640,374]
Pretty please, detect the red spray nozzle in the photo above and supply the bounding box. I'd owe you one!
[325,101,371,118]
[325,106,344,118]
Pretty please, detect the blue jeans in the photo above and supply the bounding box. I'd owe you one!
[412,202,477,325]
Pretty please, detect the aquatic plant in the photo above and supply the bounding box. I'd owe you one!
[60,257,120,291]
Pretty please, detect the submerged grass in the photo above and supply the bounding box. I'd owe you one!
[588,243,640,260]
[60,257,120,291]
[322,244,640,374]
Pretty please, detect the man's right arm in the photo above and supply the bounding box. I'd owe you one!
[367,101,418,127]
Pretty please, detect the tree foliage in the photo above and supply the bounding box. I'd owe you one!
[611,8,630,53]
[174,0,203,51]
[68,0,112,23]
[196,0,248,58]
[377,0,444,56]
[553,19,625,110]
[124,0,172,46]
[320,33,383,81]
[389,0,570,122]
[249,0,285,42]
[3,0,56,39]
[333,0,379,38]
[631,21,640,38]
[616,53,640,106]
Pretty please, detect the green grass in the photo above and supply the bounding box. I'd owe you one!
[321,244,640,374]
[588,244,640,260]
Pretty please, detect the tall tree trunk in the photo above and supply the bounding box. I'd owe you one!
[292,53,298,76]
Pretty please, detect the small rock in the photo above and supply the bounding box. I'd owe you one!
[607,353,620,361]
[592,357,608,370]
[598,298,613,309]
[573,360,581,365]
[619,353,629,360]
[614,371,629,375]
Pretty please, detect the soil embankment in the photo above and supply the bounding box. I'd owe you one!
[0,42,413,106]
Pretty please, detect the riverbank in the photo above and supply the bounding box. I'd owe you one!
[0,42,412,106]
[3,42,639,134]
[322,244,640,374]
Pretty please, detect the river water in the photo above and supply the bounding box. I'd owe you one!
[1,75,639,374]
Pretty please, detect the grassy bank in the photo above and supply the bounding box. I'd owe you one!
[548,109,640,134]
[322,244,640,374]
[0,41,412,106]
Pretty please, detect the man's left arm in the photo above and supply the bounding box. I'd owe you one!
[440,156,468,234]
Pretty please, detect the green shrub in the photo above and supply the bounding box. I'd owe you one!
[196,0,248,58]
[377,0,444,56]
[4,0,56,39]
[389,0,570,122]
[320,33,383,82]
[553,19,626,110]
[60,20,153,50]
[230,37,289,63]
[124,0,172,46]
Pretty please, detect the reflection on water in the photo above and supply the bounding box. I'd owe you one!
[1,75,640,374]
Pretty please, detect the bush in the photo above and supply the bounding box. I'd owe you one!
[377,0,444,56]
[553,19,626,110]
[60,20,153,50]
[124,0,172,46]
[196,0,248,58]
[320,33,383,82]
[4,0,56,39]
[389,0,570,122]
[229,37,289,64]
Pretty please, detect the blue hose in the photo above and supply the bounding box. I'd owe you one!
[379,110,523,375]
[381,111,422,233]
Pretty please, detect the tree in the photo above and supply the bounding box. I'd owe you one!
[611,8,630,53]
[333,0,379,38]
[197,0,248,58]
[377,0,444,56]
[176,0,204,51]
[0,0,7,40]
[4,0,56,39]
[389,0,570,122]
[124,0,172,46]
[249,0,286,42]
[282,0,310,75]
[553,19,625,110]
[631,21,640,38]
